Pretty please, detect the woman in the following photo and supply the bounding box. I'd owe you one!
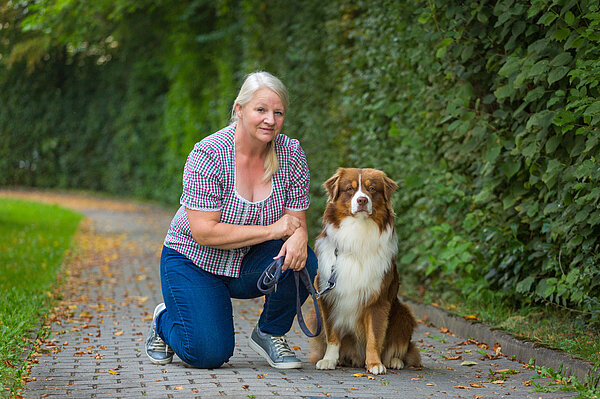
[145,71,317,369]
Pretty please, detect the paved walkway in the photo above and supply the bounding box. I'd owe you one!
[3,191,575,398]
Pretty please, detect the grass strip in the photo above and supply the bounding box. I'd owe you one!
[402,284,600,396]
[0,198,83,396]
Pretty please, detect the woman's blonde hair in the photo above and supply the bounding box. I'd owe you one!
[231,71,289,182]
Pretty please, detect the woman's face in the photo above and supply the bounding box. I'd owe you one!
[236,87,285,145]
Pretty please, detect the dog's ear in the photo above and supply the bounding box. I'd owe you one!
[324,170,342,202]
[382,174,398,201]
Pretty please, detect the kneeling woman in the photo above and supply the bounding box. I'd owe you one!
[145,71,317,369]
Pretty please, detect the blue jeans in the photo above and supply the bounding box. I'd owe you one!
[155,240,318,368]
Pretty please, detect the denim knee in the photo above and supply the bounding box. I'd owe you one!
[177,337,234,369]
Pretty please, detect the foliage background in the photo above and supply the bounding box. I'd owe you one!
[1,0,599,323]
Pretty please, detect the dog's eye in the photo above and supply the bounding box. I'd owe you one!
[346,186,354,192]
[368,186,376,192]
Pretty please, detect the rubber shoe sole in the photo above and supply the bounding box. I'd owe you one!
[146,351,173,365]
[249,336,301,369]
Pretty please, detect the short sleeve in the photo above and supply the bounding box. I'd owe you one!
[180,145,223,210]
[285,142,311,211]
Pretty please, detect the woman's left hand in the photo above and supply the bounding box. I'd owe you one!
[275,228,308,272]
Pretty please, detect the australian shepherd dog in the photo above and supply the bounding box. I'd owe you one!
[309,168,421,375]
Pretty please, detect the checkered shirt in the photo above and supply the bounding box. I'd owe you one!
[164,124,311,277]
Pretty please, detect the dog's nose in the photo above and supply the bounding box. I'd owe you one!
[357,197,368,206]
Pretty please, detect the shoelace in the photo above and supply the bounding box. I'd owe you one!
[148,329,172,354]
[270,336,295,357]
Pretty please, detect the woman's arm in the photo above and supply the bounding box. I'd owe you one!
[186,208,301,250]
[274,209,309,271]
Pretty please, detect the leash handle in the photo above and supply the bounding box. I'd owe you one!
[257,257,322,338]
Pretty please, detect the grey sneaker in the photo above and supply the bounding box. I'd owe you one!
[249,326,302,369]
[145,303,174,365]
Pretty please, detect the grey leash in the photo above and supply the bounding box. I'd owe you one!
[257,257,322,338]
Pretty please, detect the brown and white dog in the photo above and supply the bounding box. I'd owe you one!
[309,168,421,375]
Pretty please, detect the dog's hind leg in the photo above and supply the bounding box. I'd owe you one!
[403,341,422,367]
[382,341,407,370]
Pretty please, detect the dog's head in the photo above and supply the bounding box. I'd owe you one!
[323,168,397,227]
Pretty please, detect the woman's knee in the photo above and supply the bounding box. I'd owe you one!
[176,335,234,368]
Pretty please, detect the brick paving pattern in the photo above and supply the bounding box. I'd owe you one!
[12,192,575,398]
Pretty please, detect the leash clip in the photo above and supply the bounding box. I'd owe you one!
[316,280,335,299]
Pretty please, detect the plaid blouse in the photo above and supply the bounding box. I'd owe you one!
[164,124,311,277]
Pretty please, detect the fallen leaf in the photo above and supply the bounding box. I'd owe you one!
[461,361,478,367]
[453,385,471,389]
[443,355,462,360]
[367,376,375,380]
[493,343,502,356]
[464,314,478,320]
[352,373,367,377]
[410,377,421,381]
[114,330,124,336]
[257,374,264,379]
[292,346,301,351]
[3,360,16,368]
[108,369,120,375]
[491,380,505,384]
[173,386,183,390]
[470,383,485,388]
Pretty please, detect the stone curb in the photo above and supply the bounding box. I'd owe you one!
[404,298,599,386]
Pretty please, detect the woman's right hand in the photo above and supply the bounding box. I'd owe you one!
[269,214,301,240]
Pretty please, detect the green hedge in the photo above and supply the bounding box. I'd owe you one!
[0,0,598,322]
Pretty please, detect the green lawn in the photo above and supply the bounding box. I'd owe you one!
[0,198,83,396]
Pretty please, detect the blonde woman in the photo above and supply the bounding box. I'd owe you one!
[145,71,316,369]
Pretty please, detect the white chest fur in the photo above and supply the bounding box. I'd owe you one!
[315,216,397,334]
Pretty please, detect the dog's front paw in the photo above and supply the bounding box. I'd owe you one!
[316,358,337,370]
[388,358,405,370]
[367,362,386,375]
